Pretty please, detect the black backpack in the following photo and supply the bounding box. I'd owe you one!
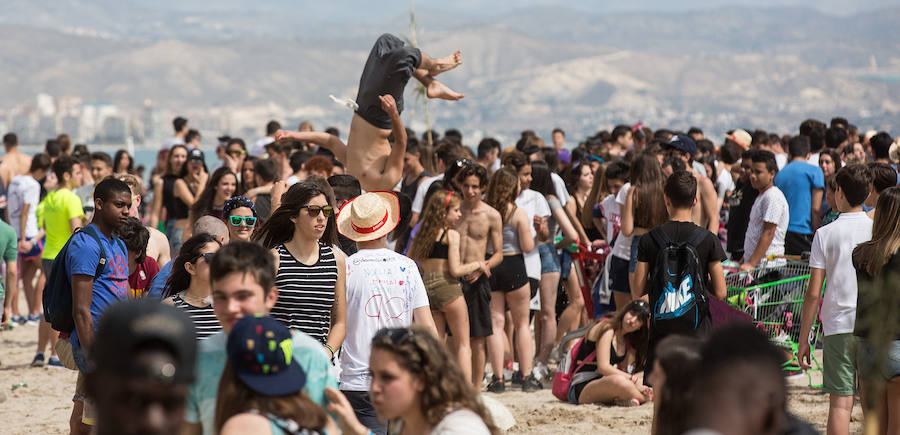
[647,226,710,333]
[43,226,122,333]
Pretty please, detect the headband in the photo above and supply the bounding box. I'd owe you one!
[444,191,454,209]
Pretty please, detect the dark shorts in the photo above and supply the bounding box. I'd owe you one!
[19,237,44,260]
[608,256,631,294]
[461,275,492,338]
[355,34,422,130]
[490,254,529,293]
[784,231,813,256]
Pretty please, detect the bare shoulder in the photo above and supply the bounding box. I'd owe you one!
[220,413,272,435]
[480,202,502,221]
[447,228,461,241]
[332,246,347,267]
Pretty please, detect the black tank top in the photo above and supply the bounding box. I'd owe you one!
[573,336,627,375]
[163,175,191,220]
[428,230,449,259]
[401,171,430,203]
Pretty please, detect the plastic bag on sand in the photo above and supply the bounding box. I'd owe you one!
[479,394,515,431]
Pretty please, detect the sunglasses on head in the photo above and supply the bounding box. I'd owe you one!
[194,252,214,263]
[299,205,334,217]
[453,158,474,168]
[374,327,414,344]
[229,215,257,227]
[631,300,650,316]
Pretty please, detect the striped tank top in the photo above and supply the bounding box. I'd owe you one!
[271,243,338,344]
[171,293,221,340]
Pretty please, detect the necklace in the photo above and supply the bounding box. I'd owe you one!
[181,291,212,306]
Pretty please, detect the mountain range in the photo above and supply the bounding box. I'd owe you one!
[2,2,899,140]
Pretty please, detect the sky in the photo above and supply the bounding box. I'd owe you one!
[143,0,897,18]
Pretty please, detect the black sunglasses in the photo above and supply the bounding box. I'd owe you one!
[299,205,335,217]
[631,300,650,316]
[374,327,414,344]
[194,252,214,264]
[453,158,474,168]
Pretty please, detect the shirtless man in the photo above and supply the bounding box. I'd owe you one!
[1,133,33,189]
[663,135,719,234]
[276,34,463,192]
[453,164,503,387]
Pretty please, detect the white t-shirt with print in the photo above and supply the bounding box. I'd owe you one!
[340,248,429,390]
[809,211,873,336]
[7,174,41,239]
[515,189,551,280]
[610,183,633,261]
[743,186,789,263]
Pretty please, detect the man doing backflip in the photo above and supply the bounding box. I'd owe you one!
[277,34,464,191]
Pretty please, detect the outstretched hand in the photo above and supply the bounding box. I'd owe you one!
[379,95,399,118]
[273,129,294,142]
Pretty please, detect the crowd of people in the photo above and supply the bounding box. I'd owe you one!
[1,34,900,435]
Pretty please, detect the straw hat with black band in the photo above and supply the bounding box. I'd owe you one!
[336,191,400,242]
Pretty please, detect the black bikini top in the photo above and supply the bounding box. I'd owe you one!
[428,230,449,259]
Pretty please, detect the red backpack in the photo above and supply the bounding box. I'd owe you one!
[551,336,597,401]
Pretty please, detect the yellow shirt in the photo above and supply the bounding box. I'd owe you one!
[37,188,84,260]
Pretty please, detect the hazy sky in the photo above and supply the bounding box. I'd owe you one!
[144,0,896,18]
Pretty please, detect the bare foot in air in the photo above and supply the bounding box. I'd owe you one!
[429,50,462,77]
[426,80,465,101]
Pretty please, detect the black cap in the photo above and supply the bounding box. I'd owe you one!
[664,134,698,157]
[90,300,198,384]
[187,148,205,163]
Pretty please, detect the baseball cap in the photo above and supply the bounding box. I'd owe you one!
[226,315,306,396]
[664,134,698,157]
[187,148,205,163]
[90,300,197,384]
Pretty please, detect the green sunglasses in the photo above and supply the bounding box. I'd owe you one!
[229,215,257,227]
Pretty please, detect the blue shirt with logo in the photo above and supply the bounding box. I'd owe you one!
[66,223,129,356]
[774,160,824,235]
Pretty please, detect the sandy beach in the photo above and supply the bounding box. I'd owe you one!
[0,296,862,434]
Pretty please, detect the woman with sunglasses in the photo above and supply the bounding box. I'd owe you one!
[326,326,498,435]
[254,181,347,357]
[162,233,223,340]
[223,196,258,242]
[567,300,651,406]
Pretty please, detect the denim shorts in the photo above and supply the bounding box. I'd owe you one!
[560,250,573,280]
[858,338,900,382]
[538,243,561,274]
[166,220,184,256]
[628,235,642,273]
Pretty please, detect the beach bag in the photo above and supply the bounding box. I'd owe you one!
[647,226,710,333]
[43,226,119,333]
[552,336,597,401]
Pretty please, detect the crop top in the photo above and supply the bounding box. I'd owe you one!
[428,230,449,259]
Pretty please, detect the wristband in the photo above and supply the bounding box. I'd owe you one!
[324,344,335,358]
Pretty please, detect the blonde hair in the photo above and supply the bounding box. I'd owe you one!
[853,187,900,276]
[408,190,459,262]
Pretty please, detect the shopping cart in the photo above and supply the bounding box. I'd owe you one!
[724,256,824,387]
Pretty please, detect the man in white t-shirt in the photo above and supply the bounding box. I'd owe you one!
[250,120,281,157]
[336,191,436,435]
[741,151,789,271]
[162,116,188,150]
[7,154,51,326]
[797,164,873,434]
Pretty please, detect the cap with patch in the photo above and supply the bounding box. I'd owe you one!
[664,134,698,157]
[226,315,306,396]
[91,300,197,384]
[187,148,205,162]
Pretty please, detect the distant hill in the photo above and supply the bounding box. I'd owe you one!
[1,4,899,138]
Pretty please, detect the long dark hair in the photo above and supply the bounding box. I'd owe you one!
[165,145,188,176]
[593,300,651,371]
[654,335,703,435]
[253,181,337,249]
[164,233,221,298]
[189,167,236,223]
[214,363,327,434]
[529,160,556,198]
[631,152,668,229]
[113,149,133,174]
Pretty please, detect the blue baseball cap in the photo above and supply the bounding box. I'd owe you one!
[226,315,306,396]
[664,134,698,157]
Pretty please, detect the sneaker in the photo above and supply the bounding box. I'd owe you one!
[11,315,25,325]
[510,370,524,386]
[533,362,550,382]
[47,356,64,368]
[522,374,543,392]
[486,375,505,393]
[30,353,45,368]
[26,314,41,325]
[783,369,805,381]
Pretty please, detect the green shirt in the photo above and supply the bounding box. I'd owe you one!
[0,220,17,297]
[37,188,84,260]
[184,330,338,435]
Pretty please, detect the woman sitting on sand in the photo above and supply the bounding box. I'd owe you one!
[326,326,499,435]
[568,300,652,406]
